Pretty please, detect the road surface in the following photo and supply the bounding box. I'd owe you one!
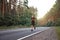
[0,27,50,40]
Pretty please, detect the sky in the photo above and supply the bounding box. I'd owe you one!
[28,0,56,19]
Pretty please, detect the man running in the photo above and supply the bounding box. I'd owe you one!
[31,16,36,31]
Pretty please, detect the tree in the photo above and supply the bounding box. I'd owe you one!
[24,0,29,9]
[0,0,38,26]
[42,0,60,26]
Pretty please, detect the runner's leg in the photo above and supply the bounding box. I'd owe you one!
[31,25,34,31]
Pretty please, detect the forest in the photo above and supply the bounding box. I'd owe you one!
[0,0,37,26]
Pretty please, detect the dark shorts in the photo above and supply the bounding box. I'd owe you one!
[31,21,35,26]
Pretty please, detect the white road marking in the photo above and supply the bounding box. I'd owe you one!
[17,27,51,40]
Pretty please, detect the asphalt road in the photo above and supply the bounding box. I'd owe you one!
[0,27,50,40]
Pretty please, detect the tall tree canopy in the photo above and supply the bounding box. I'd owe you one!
[38,0,60,26]
[0,0,37,26]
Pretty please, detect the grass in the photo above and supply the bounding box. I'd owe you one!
[0,25,30,30]
[0,26,18,30]
[0,25,38,30]
[55,27,60,40]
